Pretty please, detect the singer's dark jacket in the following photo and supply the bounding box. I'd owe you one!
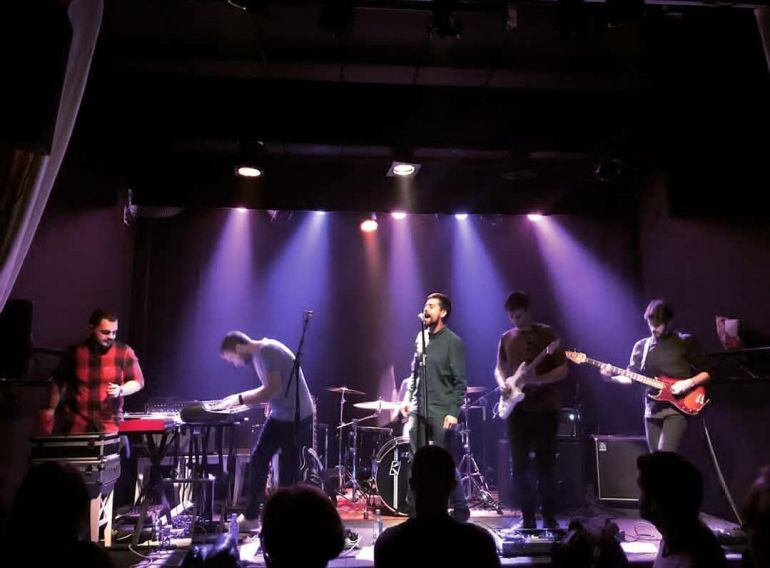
[409,326,467,420]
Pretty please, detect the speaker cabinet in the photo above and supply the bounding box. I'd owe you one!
[592,435,647,502]
[497,438,585,512]
[0,299,33,379]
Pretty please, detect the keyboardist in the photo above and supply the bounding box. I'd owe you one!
[40,308,145,434]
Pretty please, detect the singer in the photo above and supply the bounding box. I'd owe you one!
[212,331,314,532]
[400,293,471,521]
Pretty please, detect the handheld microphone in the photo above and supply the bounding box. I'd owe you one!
[304,309,314,318]
[417,312,428,323]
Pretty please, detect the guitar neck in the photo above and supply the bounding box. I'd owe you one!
[582,357,664,389]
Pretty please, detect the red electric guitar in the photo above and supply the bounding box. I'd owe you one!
[565,350,709,415]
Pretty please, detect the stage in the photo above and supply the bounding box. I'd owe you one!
[107,506,745,567]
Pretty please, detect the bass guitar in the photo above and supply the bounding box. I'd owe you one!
[565,350,709,415]
[498,339,561,419]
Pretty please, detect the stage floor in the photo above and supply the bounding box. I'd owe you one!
[108,505,745,567]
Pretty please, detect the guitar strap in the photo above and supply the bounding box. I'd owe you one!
[640,337,652,373]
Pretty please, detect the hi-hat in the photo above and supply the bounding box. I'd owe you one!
[353,400,400,411]
[326,386,366,396]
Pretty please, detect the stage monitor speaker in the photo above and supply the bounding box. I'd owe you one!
[592,435,647,502]
[497,438,585,511]
[0,299,34,379]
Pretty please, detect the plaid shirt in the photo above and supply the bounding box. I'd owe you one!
[54,340,145,433]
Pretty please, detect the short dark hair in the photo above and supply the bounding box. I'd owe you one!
[637,451,703,520]
[261,485,345,567]
[504,291,530,312]
[411,445,456,491]
[644,299,674,326]
[88,309,118,327]
[427,292,452,320]
[220,331,251,354]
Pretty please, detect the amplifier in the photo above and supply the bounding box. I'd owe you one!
[592,435,647,502]
[29,433,120,460]
[497,439,585,510]
[30,454,121,496]
[557,408,581,440]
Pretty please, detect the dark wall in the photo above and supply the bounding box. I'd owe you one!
[637,176,770,520]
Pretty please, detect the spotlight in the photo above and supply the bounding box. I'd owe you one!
[315,210,327,216]
[235,140,264,178]
[386,161,421,178]
[360,214,378,232]
[391,211,407,220]
[454,213,469,220]
[236,207,248,213]
[527,213,544,222]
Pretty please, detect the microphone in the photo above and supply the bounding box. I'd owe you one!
[417,312,428,323]
[304,310,314,317]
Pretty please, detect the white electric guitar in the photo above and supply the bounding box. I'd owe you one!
[497,339,561,419]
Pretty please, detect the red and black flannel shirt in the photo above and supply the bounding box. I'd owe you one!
[54,340,145,434]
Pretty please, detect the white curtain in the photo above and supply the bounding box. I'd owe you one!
[0,0,104,311]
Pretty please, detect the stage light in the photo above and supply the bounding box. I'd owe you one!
[391,211,407,220]
[235,140,264,178]
[236,207,248,213]
[236,166,262,178]
[454,213,469,220]
[315,210,327,215]
[360,214,378,232]
[387,161,421,178]
[527,213,544,222]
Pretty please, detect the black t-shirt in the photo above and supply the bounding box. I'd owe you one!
[374,515,500,568]
[628,331,711,417]
[654,521,728,568]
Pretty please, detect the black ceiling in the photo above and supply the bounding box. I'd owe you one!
[63,0,770,214]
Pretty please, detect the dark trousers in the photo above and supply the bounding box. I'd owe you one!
[408,413,468,511]
[645,413,688,452]
[245,416,312,519]
[507,407,558,521]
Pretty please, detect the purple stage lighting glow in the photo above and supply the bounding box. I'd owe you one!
[361,216,378,232]
[527,213,544,222]
[391,211,407,220]
[236,207,248,213]
[454,213,469,220]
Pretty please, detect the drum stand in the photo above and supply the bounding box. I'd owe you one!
[337,415,379,503]
[458,415,502,513]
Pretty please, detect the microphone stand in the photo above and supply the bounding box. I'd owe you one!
[417,317,429,449]
[285,310,313,451]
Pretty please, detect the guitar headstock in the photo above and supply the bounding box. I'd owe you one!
[565,350,587,364]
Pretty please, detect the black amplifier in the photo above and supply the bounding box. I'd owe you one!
[30,454,121,496]
[557,407,581,440]
[30,432,120,460]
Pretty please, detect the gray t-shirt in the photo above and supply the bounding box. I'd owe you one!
[252,338,313,422]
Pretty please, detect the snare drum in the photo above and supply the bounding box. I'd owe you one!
[375,436,412,516]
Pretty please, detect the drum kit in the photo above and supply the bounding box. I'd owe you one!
[326,384,501,516]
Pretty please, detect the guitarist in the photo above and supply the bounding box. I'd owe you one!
[495,291,568,530]
[600,299,711,453]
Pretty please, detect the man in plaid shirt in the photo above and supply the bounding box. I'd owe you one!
[42,309,145,434]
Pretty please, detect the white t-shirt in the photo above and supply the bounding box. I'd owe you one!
[252,338,313,422]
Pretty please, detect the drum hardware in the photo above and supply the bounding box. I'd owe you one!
[336,412,382,503]
[458,391,502,514]
[328,386,367,500]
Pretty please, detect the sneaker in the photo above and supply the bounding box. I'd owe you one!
[237,513,261,533]
[452,507,471,523]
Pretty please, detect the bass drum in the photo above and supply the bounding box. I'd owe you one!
[375,436,412,516]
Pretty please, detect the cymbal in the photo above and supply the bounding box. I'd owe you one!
[466,386,488,394]
[353,400,400,411]
[326,386,366,395]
